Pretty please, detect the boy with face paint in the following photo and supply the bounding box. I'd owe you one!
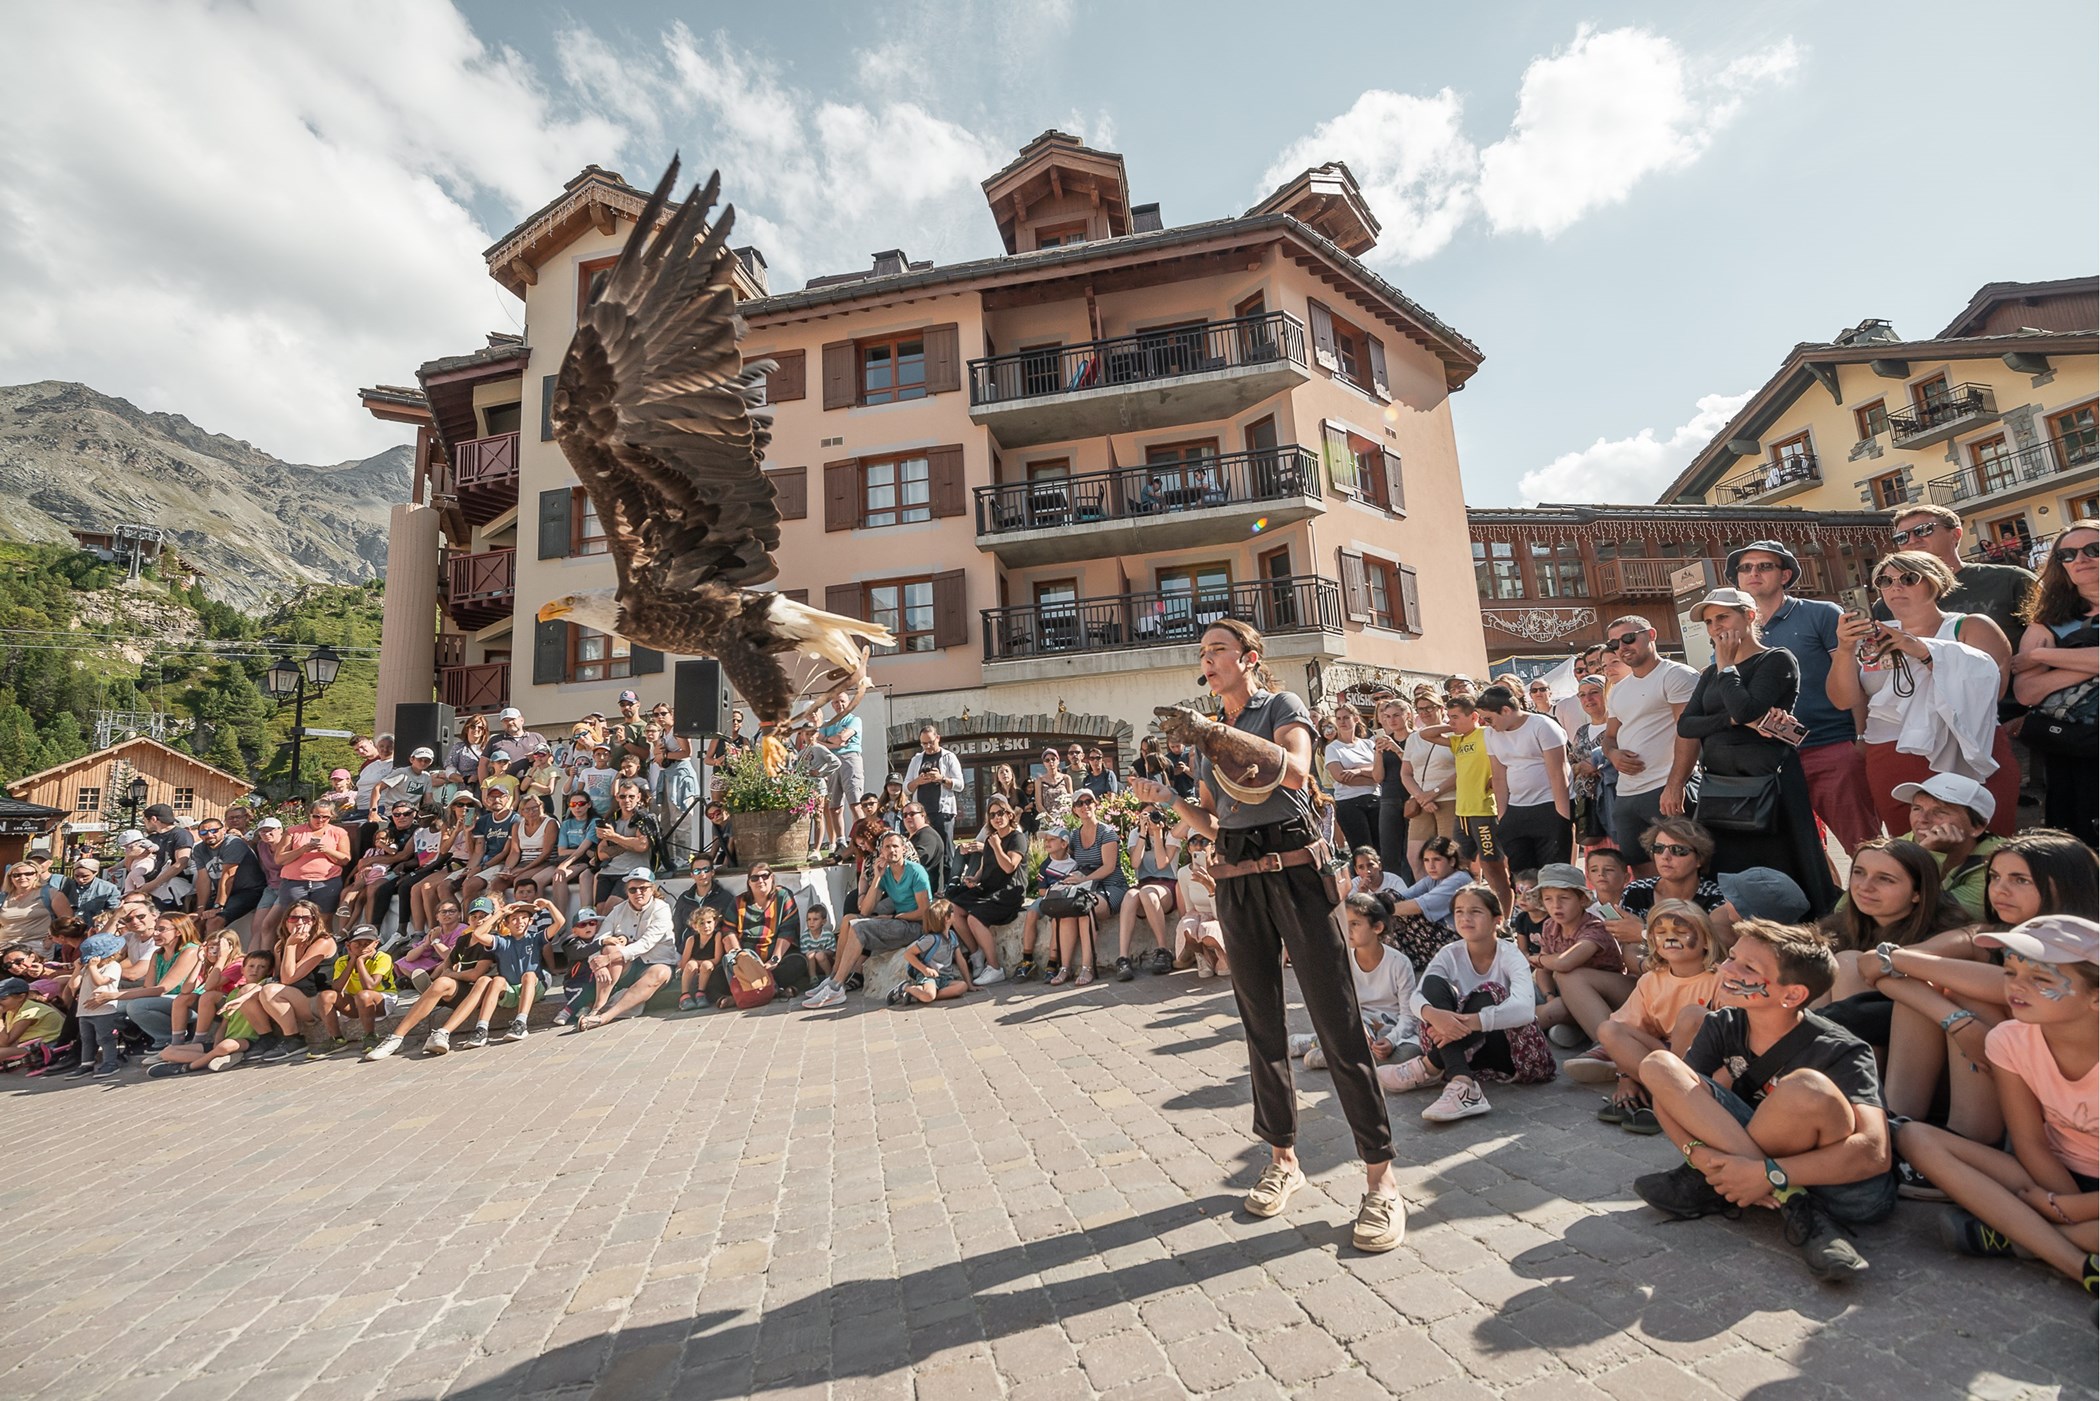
[1634,919,1896,1282]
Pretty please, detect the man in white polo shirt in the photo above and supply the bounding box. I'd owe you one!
[1601,614,1700,875]
[1477,684,1572,875]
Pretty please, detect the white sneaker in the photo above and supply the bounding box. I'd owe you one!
[1303,1043,1328,1070]
[1195,949,1215,979]
[975,965,1007,986]
[800,978,837,1007]
[1377,1056,1442,1094]
[968,951,988,980]
[1547,1023,1587,1049]
[423,1028,451,1056]
[362,1035,403,1062]
[1421,1080,1490,1122]
[1287,1033,1318,1059]
[803,984,846,1009]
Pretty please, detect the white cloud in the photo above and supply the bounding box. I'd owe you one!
[1478,26,1800,237]
[1262,26,1800,262]
[1259,90,1478,264]
[1517,390,1752,505]
[0,2,620,464]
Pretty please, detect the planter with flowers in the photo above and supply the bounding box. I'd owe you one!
[1042,786,1148,882]
[712,747,823,869]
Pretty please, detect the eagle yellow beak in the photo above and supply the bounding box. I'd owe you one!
[536,599,573,623]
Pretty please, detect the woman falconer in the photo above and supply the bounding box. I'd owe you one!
[1127,618,1403,1253]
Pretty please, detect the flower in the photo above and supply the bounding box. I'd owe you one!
[711,747,822,816]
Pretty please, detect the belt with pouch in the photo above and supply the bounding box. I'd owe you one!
[1208,846,1321,882]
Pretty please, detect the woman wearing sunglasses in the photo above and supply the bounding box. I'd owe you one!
[2012,519,2099,846]
[1830,549,2016,841]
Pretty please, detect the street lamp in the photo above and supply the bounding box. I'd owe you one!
[124,775,148,833]
[262,644,341,797]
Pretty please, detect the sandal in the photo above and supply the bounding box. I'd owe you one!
[1047,967,1071,986]
[1596,1096,1630,1126]
[715,996,736,1009]
[1075,965,1095,986]
[677,994,700,1012]
[1621,1106,1663,1135]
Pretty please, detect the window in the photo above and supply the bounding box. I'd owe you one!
[859,334,926,405]
[572,487,609,556]
[862,455,931,528]
[1145,440,1220,496]
[2070,491,2099,522]
[571,626,631,682]
[1157,563,1233,629]
[1970,434,2017,494]
[1353,445,1389,509]
[1020,344,1063,396]
[1035,221,1087,249]
[1530,541,1588,598]
[1869,472,1909,510]
[1854,399,1889,440]
[1331,316,1370,390]
[576,255,619,323]
[1026,458,1070,482]
[75,786,100,815]
[2050,401,2098,465]
[1768,431,1814,480]
[867,579,936,653]
[1364,560,1393,626]
[1912,373,1951,409]
[1474,541,1524,600]
[173,787,195,813]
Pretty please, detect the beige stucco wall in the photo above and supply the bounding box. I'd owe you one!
[1696,351,2097,547]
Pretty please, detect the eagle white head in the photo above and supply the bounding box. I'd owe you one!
[536,590,622,636]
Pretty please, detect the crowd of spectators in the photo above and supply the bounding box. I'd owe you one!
[2,508,2093,1295]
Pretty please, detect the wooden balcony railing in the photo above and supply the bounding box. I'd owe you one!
[973,447,1320,535]
[440,661,510,713]
[453,431,520,491]
[982,575,1341,661]
[968,312,1307,407]
[444,548,515,630]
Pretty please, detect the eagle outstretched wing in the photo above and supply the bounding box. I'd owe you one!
[549,156,781,603]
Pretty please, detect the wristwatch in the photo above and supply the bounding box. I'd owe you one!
[1764,1157,1789,1193]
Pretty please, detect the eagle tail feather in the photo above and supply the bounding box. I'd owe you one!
[767,595,895,679]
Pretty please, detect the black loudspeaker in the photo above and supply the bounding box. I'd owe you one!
[394,701,458,760]
[673,660,731,737]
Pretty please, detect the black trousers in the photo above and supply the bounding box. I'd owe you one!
[1214,859,1394,1164]
[1420,974,1515,1080]
[1497,801,1571,875]
[1332,795,1379,862]
[1376,799,1415,884]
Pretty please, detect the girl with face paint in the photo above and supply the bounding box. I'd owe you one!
[1595,901,1725,1131]
[1896,916,2100,1293]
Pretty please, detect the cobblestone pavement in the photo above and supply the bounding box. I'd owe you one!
[1,971,2091,1401]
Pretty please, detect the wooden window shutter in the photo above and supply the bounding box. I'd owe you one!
[821,341,855,409]
[1307,298,1338,372]
[924,324,961,395]
[766,349,806,402]
[767,466,808,520]
[930,569,968,649]
[1321,422,1358,495]
[1367,335,1390,402]
[533,619,568,686]
[1337,549,1370,623]
[629,646,664,676]
[782,589,809,605]
[537,487,573,559]
[1382,449,1406,515]
[822,459,858,532]
[823,583,863,619]
[1397,565,1422,634]
[540,374,557,441]
[927,444,967,518]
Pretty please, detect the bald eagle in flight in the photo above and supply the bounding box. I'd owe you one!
[536,157,892,724]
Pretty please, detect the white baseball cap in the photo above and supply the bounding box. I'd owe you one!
[118,829,150,849]
[410,746,435,761]
[624,868,656,885]
[499,707,524,720]
[1690,587,1758,625]
[1978,915,2099,966]
[1892,772,1996,824]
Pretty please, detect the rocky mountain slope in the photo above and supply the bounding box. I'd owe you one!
[0,381,409,601]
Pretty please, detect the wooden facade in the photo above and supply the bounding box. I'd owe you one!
[1469,503,1894,661]
[5,737,254,858]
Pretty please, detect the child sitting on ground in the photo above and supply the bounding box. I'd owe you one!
[335,833,398,924]
[678,905,735,1011]
[1291,893,1420,1070]
[1635,919,1895,1282]
[149,951,277,1075]
[170,924,242,1046]
[0,977,65,1070]
[396,899,462,992]
[1014,828,1080,982]
[900,899,972,1005]
[1590,900,1723,1131]
[1381,883,1554,1120]
[313,925,397,1056]
[1530,863,1631,1058]
[1897,915,2099,1294]
[1173,833,1229,980]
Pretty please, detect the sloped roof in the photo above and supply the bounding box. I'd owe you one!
[5,736,253,800]
[1938,275,2098,338]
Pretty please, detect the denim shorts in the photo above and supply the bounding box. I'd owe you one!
[1704,1076,1898,1224]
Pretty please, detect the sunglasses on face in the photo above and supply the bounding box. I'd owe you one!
[1071,797,1094,807]
[197,827,222,836]
[1873,570,1922,590]
[1608,631,1645,649]
[2054,541,2100,564]
[1734,561,1784,575]
[1889,521,1940,545]
[285,916,316,925]
[1651,843,1697,859]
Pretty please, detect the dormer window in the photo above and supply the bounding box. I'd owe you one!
[1035,221,1088,250]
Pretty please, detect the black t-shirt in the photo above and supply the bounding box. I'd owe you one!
[195,835,267,897]
[673,882,736,936]
[151,826,194,882]
[1164,747,1197,798]
[1872,561,2035,644]
[1687,1007,1884,1110]
[1623,877,1727,916]
[910,826,947,890]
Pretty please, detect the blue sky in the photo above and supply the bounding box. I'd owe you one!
[3,2,2093,504]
